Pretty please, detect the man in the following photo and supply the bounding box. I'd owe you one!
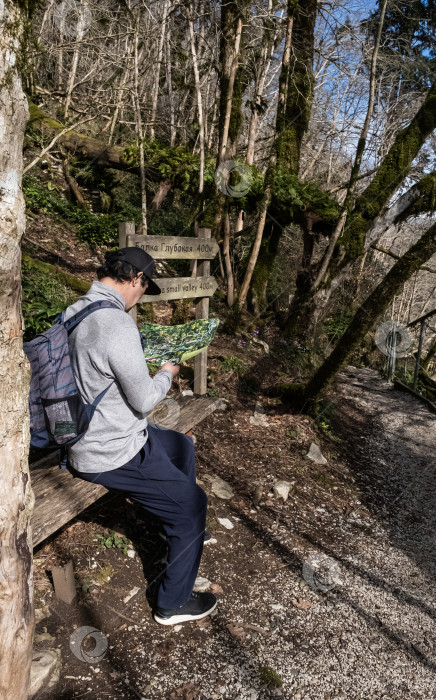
[65,246,216,625]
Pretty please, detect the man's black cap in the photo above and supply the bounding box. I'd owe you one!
[115,246,161,295]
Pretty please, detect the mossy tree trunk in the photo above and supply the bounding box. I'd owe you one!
[249,0,317,314]
[205,0,249,306]
[285,0,387,339]
[217,0,245,163]
[300,221,436,406]
[283,77,436,340]
[0,2,35,698]
[338,78,436,269]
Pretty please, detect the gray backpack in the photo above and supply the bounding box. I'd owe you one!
[24,300,118,461]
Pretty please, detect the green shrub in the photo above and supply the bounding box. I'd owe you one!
[323,313,354,341]
[23,176,120,246]
[76,215,118,247]
[220,355,248,376]
[258,665,283,688]
[21,258,78,341]
[95,529,132,554]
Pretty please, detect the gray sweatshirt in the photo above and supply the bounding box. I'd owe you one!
[64,281,173,473]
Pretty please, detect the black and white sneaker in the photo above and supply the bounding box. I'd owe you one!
[153,591,217,625]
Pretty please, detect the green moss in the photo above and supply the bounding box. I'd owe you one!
[258,665,283,688]
[200,193,223,230]
[271,170,339,222]
[275,1,316,174]
[21,255,79,340]
[27,102,65,131]
[275,126,301,174]
[22,254,90,295]
[93,561,113,584]
[341,80,436,261]
[249,241,272,314]
[228,65,244,145]
[121,140,210,195]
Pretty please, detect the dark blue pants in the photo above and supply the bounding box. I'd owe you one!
[73,424,207,610]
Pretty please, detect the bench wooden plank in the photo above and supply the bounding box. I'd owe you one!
[31,396,220,548]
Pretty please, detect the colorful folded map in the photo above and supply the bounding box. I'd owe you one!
[139,318,220,365]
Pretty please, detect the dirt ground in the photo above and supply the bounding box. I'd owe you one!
[32,361,436,700]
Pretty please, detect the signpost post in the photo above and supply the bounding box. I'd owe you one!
[194,228,212,395]
[118,222,217,395]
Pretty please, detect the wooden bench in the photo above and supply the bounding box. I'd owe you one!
[31,395,221,548]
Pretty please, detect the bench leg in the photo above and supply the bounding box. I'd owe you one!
[51,560,76,604]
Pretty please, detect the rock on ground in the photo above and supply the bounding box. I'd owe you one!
[211,475,234,500]
[307,442,328,464]
[29,649,61,697]
[273,480,293,502]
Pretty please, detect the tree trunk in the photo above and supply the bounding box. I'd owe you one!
[238,186,271,309]
[63,1,89,119]
[311,0,388,291]
[233,0,277,293]
[57,10,64,92]
[334,76,436,272]
[249,0,317,313]
[284,0,383,337]
[217,1,244,163]
[0,3,35,698]
[187,3,205,194]
[200,1,249,305]
[283,211,317,339]
[133,28,147,233]
[62,157,88,209]
[223,210,234,306]
[300,221,436,405]
[239,4,295,313]
[285,70,436,341]
[165,21,176,147]
[28,102,142,172]
[150,1,170,140]
[108,38,132,145]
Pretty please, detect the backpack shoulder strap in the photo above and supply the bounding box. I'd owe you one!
[63,300,120,333]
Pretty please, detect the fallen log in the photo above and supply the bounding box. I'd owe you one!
[28,103,139,174]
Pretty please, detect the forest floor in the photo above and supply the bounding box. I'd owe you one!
[32,358,436,700]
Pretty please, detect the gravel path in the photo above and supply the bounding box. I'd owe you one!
[34,366,435,700]
[318,366,436,700]
[140,367,436,700]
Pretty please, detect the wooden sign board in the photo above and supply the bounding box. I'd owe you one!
[126,234,219,260]
[139,276,218,302]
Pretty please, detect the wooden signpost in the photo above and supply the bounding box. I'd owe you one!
[137,276,217,302]
[125,234,219,260]
[118,222,217,395]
